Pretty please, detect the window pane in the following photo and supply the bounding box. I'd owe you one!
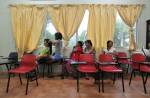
[114,13,136,48]
[68,10,89,48]
[39,19,57,47]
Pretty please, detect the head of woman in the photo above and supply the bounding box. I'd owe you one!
[76,41,83,47]
[107,40,113,49]
[44,39,49,47]
[85,40,92,48]
[55,32,62,40]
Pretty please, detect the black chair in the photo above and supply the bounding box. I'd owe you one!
[142,48,150,62]
[2,52,19,69]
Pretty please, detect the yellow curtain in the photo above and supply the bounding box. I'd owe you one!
[47,5,86,46]
[117,5,143,50]
[10,5,46,56]
[87,5,116,53]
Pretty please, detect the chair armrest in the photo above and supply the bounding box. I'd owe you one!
[1,57,15,59]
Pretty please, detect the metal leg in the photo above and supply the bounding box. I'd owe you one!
[43,65,45,78]
[5,64,10,71]
[36,66,39,74]
[101,71,104,92]
[126,64,129,74]
[77,71,80,92]
[113,73,116,84]
[50,65,53,74]
[141,72,147,94]
[133,71,136,77]
[61,62,65,79]
[129,70,134,86]
[26,73,29,95]
[47,64,50,76]
[6,73,11,93]
[98,71,101,93]
[144,73,149,85]
[19,74,22,85]
[34,70,38,86]
[121,72,125,92]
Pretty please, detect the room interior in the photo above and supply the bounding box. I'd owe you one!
[0,0,150,98]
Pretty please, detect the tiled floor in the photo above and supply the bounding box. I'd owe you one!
[0,75,150,98]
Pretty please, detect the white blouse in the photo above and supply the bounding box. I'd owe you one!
[103,47,116,54]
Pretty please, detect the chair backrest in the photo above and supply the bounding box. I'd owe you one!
[99,54,113,62]
[131,53,145,69]
[142,48,150,61]
[79,54,94,63]
[20,54,37,67]
[8,52,18,61]
[131,53,145,62]
[117,52,127,57]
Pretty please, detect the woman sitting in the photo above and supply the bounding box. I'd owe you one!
[71,41,83,61]
[66,41,83,76]
[103,40,116,55]
[36,39,51,64]
[84,40,95,54]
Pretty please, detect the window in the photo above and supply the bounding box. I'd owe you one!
[39,10,89,48]
[38,18,57,47]
[114,13,136,48]
[39,11,136,49]
[68,10,89,48]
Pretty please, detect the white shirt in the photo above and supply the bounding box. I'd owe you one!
[103,47,116,54]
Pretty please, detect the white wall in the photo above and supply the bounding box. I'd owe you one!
[0,0,149,56]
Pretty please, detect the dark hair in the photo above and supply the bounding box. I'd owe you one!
[48,41,52,55]
[44,39,52,55]
[55,32,62,40]
[85,40,92,46]
[44,39,49,43]
[78,41,83,47]
[107,40,113,45]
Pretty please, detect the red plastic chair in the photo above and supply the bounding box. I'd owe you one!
[6,54,38,95]
[61,51,83,79]
[117,52,131,74]
[98,54,125,92]
[77,54,98,92]
[129,53,150,94]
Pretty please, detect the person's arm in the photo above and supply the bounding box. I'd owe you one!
[51,40,58,45]
[89,48,95,54]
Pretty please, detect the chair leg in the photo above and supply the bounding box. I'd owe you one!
[36,66,39,74]
[129,70,134,86]
[141,72,147,94]
[113,73,116,84]
[133,71,136,77]
[47,64,50,76]
[144,73,149,84]
[126,64,129,74]
[121,72,125,92]
[26,73,29,95]
[43,65,45,78]
[98,71,101,93]
[77,71,80,92]
[6,73,11,93]
[61,63,65,79]
[34,70,38,86]
[101,71,104,92]
[50,65,53,74]
[19,74,22,85]
[6,64,10,71]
